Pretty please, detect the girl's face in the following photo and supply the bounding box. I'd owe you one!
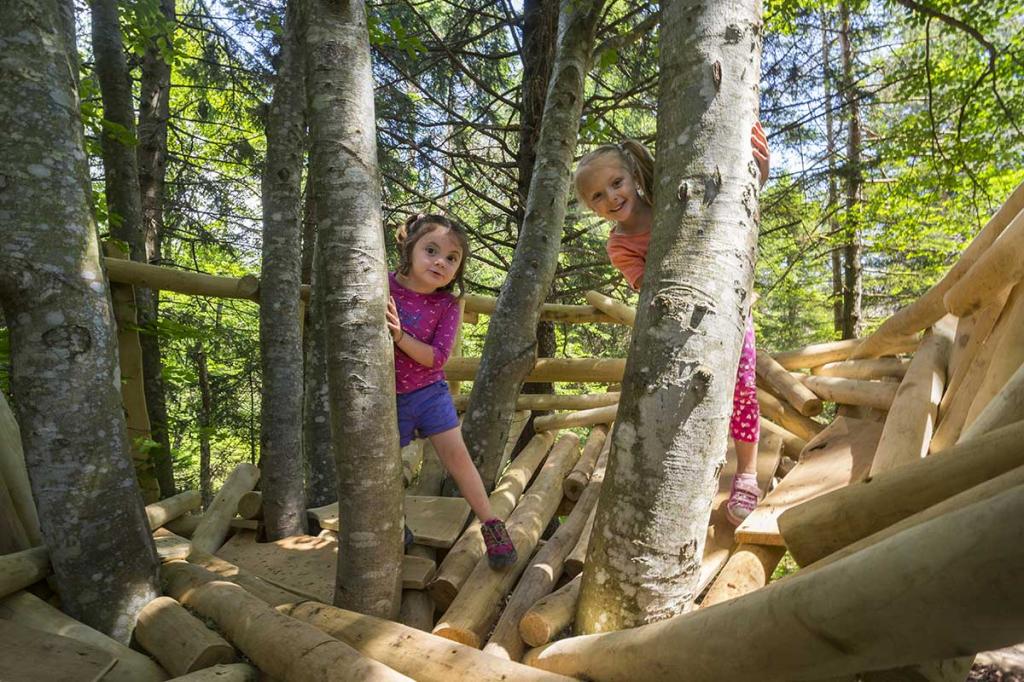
[405,226,464,292]
[577,159,643,224]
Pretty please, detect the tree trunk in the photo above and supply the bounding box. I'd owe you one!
[137,0,177,499]
[839,0,862,339]
[194,342,214,509]
[305,0,403,619]
[260,0,308,540]
[0,0,160,643]
[576,0,763,633]
[303,231,336,507]
[461,0,606,488]
[821,9,843,335]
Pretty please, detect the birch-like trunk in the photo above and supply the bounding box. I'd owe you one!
[0,0,159,643]
[577,0,763,633]
[305,0,403,618]
[260,0,308,540]
[303,229,337,507]
[461,0,605,488]
[137,0,176,498]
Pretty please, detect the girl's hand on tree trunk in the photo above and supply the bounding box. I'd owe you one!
[751,121,770,188]
[387,296,403,343]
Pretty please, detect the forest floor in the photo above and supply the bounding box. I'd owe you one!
[970,644,1024,681]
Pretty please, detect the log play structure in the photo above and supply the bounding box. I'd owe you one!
[1,181,1023,680]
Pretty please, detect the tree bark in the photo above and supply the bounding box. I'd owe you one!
[305,0,403,618]
[461,0,606,488]
[577,0,763,632]
[194,342,214,508]
[137,0,177,499]
[839,0,863,339]
[0,0,160,643]
[260,0,308,540]
[821,9,843,335]
[303,231,337,507]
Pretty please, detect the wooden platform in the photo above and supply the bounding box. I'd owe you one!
[734,416,882,546]
[308,495,471,548]
[215,530,436,604]
[0,619,116,682]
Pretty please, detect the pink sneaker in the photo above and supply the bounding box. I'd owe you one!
[725,473,761,526]
[481,518,517,569]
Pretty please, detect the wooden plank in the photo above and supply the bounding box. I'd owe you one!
[215,531,435,603]
[697,433,783,593]
[0,619,116,682]
[310,495,471,549]
[734,416,882,546]
[153,528,192,562]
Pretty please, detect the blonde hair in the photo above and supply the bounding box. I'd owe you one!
[573,139,655,206]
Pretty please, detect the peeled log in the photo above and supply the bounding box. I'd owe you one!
[399,544,436,632]
[755,351,821,416]
[758,418,807,460]
[236,491,263,520]
[943,207,1024,317]
[453,392,620,412]
[191,464,260,555]
[772,336,918,371]
[146,490,201,530]
[563,506,595,578]
[699,544,785,609]
[0,546,49,599]
[520,575,581,648]
[943,292,1009,405]
[167,664,258,681]
[756,388,824,442]
[444,357,625,383]
[778,419,1024,566]
[799,375,898,411]
[432,434,581,648]
[0,391,41,546]
[161,561,410,681]
[429,432,555,609]
[0,590,168,681]
[523,485,1024,681]
[811,358,910,380]
[851,181,1024,359]
[963,282,1024,428]
[869,318,954,474]
[532,404,617,433]
[136,596,236,676]
[584,291,636,325]
[563,426,608,501]
[185,550,312,606]
[959,362,1024,443]
[278,600,573,681]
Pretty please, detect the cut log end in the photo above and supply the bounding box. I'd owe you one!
[431,624,480,649]
[519,612,555,648]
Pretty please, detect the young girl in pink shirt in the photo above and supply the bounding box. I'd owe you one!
[572,124,770,525]
[386,213,516,568]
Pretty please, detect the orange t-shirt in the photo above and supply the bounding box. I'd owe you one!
[606,228,651,290]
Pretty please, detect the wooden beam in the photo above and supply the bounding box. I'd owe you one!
[959,362,1024,443]
[191,463,260,555]
[584,291,636,325]
[563,426,609,501]
[755,388,824,442]
[520,574,581,648]
[166,664,257,681]
[444,357,626,383]
[799,375,898,411]
[0,546,49,600]
[462,294,622,325]
[146,490,201,530]
[136,596,236,676]
[699,544,785,609]
[755,351,822,416]
[810,357,911,380]
[104,257,261,302]
[0,392,41,546]
[452,392,620,412]
[943,207,1024,317]
[772,336,918,371]
[532,404,617,432]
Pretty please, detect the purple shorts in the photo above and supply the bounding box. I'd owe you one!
[396,380,460,447]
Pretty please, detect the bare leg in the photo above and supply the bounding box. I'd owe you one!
[428,427,494,521]
[734,438,758,477]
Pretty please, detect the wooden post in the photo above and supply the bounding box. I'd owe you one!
[757,418,807,461]
[136,596,236,676]
[105,244,161,502]
[462,294,621,326]
[444,357,626,383]
[520,575,581,648]
[533,404,617,432]
[778,419,1024,566]
[699,545,785,609]
[0,392,41,546]
[161,561,411,681]
[146,490,201,530]
[810,357,910,380]
[190,463,260,555]
[167,664,258,681]
[963,283,1024,428]
[584,291,636,325]
[0,546,49,600]
[522,485,1024,681]
[755,351,822,416]
[850,181,1024,359]
[772,336,918,371]
[432,434,581,647]
[756,388,824,442]
[448,299,466,396]
[868,317,954,474]
[103,257,261,302]
[452,392,620,412]
[799,375,898,411]
[563,426,609,501]
[944,292,1009,399]
[399,544,436,632]
[959,362,1024,443]
[0,590,168,681]
[429,433,555,609]
[185,551,317,607]
[943,208,1024,317]
[236,491,263,520]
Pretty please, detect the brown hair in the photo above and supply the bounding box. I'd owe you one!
[394,213,470,296]
[574,139,655,207]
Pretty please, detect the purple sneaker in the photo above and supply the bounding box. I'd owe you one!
[725,473,761,526]
[481,518,517,569]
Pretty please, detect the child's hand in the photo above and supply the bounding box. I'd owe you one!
[751,121,770,188]
[387,296,403,342]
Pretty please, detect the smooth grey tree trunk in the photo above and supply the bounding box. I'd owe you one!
[839,1,863,339]
[577,0,763,633]
[0,0,160,643]
[260,0,308,540]
[822,10,844,336]
[304,0,403,619]
[461,0,606,489]
[137,0,177,498]
[303,229,337,507]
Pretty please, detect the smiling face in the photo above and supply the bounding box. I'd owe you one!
[403,225,464,293]
[576,157,645,226]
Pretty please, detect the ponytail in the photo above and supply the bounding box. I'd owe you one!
[617,139,655,202]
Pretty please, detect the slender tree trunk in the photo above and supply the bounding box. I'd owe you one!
[577,0,763,633]
[260,0,308,540]
[461,0,606,489]
[305,0,403,618]
[839,0,863,339]
[822,9,843,336]
[194,342,213,509]
[0,0,159,643]
[303,229,337,507]
[137,0,176,498]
